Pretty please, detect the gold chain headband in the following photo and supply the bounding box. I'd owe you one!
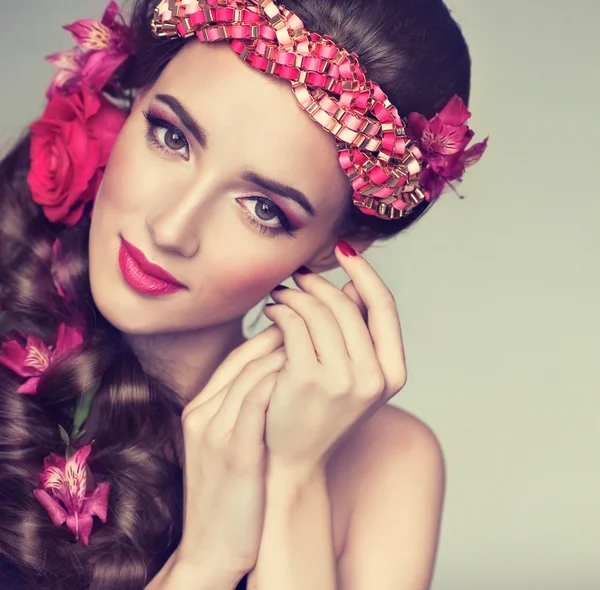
[151,0,433,220]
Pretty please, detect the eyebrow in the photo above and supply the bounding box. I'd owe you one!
[154,93,316,217]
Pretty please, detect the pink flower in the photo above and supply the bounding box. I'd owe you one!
[33,444,110,546]
[407,94,488,201]
[27,85,126,225]
[0,324,83,394]
[46,1,131,98]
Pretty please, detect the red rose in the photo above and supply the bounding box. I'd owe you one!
[27,85,126,225]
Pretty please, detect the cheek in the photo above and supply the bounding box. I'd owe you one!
[96,119,158,213]
[212,247,291,303]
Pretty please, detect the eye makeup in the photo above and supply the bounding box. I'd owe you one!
[142,108,300,239]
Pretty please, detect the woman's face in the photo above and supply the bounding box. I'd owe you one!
[89,40,352,335]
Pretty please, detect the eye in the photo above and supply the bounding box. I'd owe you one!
[143,111,190,160]
[238,196,298,239]
[161,128,187,151]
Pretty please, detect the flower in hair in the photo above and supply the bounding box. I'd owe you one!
[407,95,488,201]
[46,1,131,98]
[0,323,83,394]
[33,444,110,546]
[27,85,126,225]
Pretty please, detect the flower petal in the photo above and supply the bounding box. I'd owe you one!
[54,200,87,226]
[87,98,127,164]
[43,466,68,494]
[0,341,32,377]
[80,50,129,93]
[406,112,429,141]
[23,336,51,372]
[33,489,68,527]
[437,94,472,127]
[55,323,84,353]
[101,1,121,28]
[77,85,103,124]
[81,481,111,523]
[64,445,92,507]
[67,512,94,546]
[461,137,489,168]
[16,377,41,395]
[419,167,447,201]
[40,452,67,489]
[43,452,67,474]
[65,19,114,51]
[46,48,85,72]
[68,443,92,467]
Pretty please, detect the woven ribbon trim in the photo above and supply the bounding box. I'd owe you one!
[152,0,428,220]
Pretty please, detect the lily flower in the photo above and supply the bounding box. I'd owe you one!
[46,1,131,98]
[407,94,488,200]
[33,444,110,546]
[0,324,83,394]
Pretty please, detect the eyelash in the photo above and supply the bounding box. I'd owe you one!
[142,110,298,240]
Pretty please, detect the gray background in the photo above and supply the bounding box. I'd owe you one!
[1,1,598,589]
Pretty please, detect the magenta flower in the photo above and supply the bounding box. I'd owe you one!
[407,94,488,201]
[33,444,110,546]
[46,1,131,98]
[0,324,83,394]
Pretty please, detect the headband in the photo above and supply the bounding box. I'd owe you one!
[150,0,487,220]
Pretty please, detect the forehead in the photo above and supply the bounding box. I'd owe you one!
[151,40,350,215]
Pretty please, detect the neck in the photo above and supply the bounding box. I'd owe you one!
[123,317,247,405]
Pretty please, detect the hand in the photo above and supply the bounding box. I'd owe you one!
[174,325,285,578]
[262,242,408,472]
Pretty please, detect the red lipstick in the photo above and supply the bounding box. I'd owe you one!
[118,238,186,296]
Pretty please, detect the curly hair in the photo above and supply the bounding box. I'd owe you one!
[0,0,471,587]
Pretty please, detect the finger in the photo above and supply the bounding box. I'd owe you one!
[331,244,407,394]
[181,380,230,433]
[210,348,286,433]
[341,280,368,322]
[288,271,380,376]
[230,373,277,453]
[184,324,284,415]
[268,288,349,371]
[183,344,285,428]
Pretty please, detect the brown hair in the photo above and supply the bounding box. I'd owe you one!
[0,1,471,587]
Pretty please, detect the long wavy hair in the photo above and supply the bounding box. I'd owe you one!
[0,0,471,587]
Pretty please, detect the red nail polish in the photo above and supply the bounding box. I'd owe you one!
[294,266,312,275]
[272,284,288,291]
[337,240,357,257]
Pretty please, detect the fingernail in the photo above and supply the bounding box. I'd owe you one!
[272,284,288,291]
[294,266,312,275]
[337,240,357,257]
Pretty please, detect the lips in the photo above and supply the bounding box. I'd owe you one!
[118,238,186,296]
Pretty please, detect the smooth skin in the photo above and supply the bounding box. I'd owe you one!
[151,244,444,589]
[88,38,444,590]
[248,244,444,590]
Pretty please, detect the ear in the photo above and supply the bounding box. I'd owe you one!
[303,234,376,274]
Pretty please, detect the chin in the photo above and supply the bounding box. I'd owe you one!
[89,278,156,335]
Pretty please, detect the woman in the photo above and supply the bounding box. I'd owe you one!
[0,0,486,588]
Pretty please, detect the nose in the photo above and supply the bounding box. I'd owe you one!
[146,201,200,258]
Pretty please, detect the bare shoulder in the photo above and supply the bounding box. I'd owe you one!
[329,403,445,492]
[327,404,445,564]
[359,403,442,450]
[327,405,445,586]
